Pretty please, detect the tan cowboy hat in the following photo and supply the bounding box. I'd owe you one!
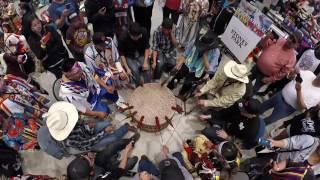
[224,61,249,83]
[45,102,79,141]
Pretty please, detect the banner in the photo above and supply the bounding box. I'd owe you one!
[221,0,272,62]
[221,16,261,63]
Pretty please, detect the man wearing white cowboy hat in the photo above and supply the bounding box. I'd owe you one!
[195,55,249,109]
[45,101,135,151]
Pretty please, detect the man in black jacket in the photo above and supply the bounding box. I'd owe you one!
[85,0,116,37]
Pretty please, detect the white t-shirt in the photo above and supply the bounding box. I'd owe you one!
[282,70,320,109]
[296,49,320,74]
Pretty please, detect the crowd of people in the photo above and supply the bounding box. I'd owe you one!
[0,0,320,179]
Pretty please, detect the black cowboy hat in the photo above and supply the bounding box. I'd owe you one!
[195,30,220,54]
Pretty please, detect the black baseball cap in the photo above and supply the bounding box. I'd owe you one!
[67,157,91,180]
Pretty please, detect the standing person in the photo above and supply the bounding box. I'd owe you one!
[260,70,320,125]
[19,2,35,40]
[59,59,118,119]
[85,0,116,37]
[47,0,79,36]
[251,34,298,93]
[152,18,178,80]
[118,23,151,87]
[176,0,209,48]
[296,42,320,75]
[66,14,91,62]
[133,0,154,38]
[162,0,181,24]
[28,16,68,78]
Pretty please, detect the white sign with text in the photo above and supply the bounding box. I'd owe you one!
[221,16,261,63]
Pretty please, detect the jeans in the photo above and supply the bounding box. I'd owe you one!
[90,87,119,114]
[138,157,160,176]
[163,6,180,24]
[260,92,296,125]
[154,51,176,80]
[126,56,152,86]
[91,123,129,151]
[95,138,131,168]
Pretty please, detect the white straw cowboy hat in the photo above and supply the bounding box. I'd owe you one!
[224,61,249,83]
[45,102,79,141]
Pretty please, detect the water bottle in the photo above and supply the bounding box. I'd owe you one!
[258,138,271,149]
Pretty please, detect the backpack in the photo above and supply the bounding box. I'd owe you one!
[0,140,23,177]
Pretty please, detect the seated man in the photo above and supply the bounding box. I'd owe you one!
[152,18,178,79]
[59,58,118,119]
[118,23,151,86]
[45,102,137,151]
[67,140,138,180]
[0,74,50,119]
[84,32,129,88]
[167,30,221,99]
[135,145,193,180]
[47,0,79,35]
[201,98,265,149]
[195,55,249,109]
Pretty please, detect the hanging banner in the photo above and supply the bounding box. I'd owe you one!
[221,0,273,62]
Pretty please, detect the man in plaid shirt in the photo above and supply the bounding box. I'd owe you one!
[64,121,131,151]
[152,18,179,79]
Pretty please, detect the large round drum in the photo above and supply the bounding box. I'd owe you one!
[128,83,176,132]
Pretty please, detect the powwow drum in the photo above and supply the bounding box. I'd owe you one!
[128,83,176,132]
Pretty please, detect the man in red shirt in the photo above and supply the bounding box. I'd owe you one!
[252,34,298,93]
[163,0,181,24]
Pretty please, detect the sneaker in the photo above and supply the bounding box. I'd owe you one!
[129,132,141,143]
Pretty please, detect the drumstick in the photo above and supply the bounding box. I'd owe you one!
[155,117,164,145]
[165,116,184,141]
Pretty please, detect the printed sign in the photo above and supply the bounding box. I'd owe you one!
[221,16,261,62]
[221,0,272,62]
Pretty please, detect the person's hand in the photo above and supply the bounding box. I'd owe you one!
[198,99,205,107]
[194,92,202,97]
[126,68,133,77]
[152,61,157,70]
[98,7,106,15]
[143,62,149,71]
[262,77,272,84]
[105,125,114,133]
[182,140,189,148]
[295,82,302,91]
[162,145,169,155]
[124,142,134,154]
[140,171,151,180]
[17,55,25,64]
[216,129,228,139]
[272,160,287,172]
[105,85,114,94]
[96,111,107,119]
[62,9,69,17]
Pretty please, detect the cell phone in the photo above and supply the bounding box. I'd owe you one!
[295,73,303,83]
[258,138,271,148]
[65,3,71,9]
